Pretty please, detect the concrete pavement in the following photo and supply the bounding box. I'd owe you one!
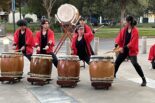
[0,36,155,103]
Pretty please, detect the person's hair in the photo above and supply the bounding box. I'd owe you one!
[41,19,49,25]
[75,25,84,33]
[17,19,27,27]
[79,17,85,21]
[40,19,49,29]
[126,15,137,27]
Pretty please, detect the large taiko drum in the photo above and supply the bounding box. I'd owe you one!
[0,52,24,77]
[89,55,114,89]
[56,3,80,25]
[29,54,52,78]
[57,55,80,87]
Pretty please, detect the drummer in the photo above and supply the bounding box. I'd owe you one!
[79,17,95,34]
[34,19,58,67]
[79,17,95,54]
[148,44,155,69]
[12,19,34,61]
[71,25,94,64]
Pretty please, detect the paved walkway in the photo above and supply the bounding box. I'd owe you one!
[0,36,155,103]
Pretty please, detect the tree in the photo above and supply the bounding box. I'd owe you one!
[26,0,46,19]
[104,0,148,25]
[42,0,57,20]
[0,0,11,11]
[22,0,149,24]
[146,0,155,13]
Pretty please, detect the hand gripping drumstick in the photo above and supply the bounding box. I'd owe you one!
[104,46,120,54]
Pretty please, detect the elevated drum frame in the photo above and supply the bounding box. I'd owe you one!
[54,3,81,55]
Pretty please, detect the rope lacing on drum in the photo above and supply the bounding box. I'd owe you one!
[91,76,114,82]
[58,76,79,80]
[28,73,51,78]
[1,72,23,77]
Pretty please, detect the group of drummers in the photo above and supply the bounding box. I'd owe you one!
[12,17,94,67]
[8,14,152,87]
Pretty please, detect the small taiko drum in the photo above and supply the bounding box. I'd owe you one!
[89,55,114,89]
[29,54,52,78]
[0,52,24,77]
[57,55,80,87]
[56,3,80,25]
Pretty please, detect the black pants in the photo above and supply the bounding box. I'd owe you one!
[151,59,155,69]
[79,56,90,64]
[49,52,58,68]
[114,50,145,78]
[23,53,32,62]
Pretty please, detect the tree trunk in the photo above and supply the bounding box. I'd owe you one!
[120,7,125,26]
[47,10,51,20]
[120,0,126,27]
[42,0,57,25]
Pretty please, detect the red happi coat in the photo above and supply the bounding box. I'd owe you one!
[71,32,94,56]
[35,29,55,53]
[148,44,155,61]
[115,26,139,56]
[84,24,93,34]
[13,28,34,54]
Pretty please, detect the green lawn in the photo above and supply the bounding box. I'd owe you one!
[4,23,155,39]
[95,27,155,38]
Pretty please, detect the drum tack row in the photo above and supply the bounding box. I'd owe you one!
[0,52,114,89]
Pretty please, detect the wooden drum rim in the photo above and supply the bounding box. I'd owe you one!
[90,55,114,62]
[31,54,52,59]
[58,55,79,61]
[57,3,79,24]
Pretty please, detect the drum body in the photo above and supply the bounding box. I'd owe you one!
[57,55,80,81]
[56,4,80,25]
[0,52,24,77]
[29,54,52,78]
[89,55,114,82]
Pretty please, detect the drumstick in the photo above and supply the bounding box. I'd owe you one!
[15,49,22,52]
[93,25,104,32]
[104,51,115,54]
[104,47,120,54]
[6,36,13,42]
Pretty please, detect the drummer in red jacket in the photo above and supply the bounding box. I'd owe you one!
[114,15,146,86]
[34,19,58,67]
[79,17,95,55]
[71,25,94,64]
[148,44,155,69]
[13,19,34,61]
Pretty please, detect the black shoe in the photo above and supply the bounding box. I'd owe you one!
[141,77,147,86]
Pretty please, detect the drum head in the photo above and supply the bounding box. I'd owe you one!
[58,55,79,60]
[57,4,78,23]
